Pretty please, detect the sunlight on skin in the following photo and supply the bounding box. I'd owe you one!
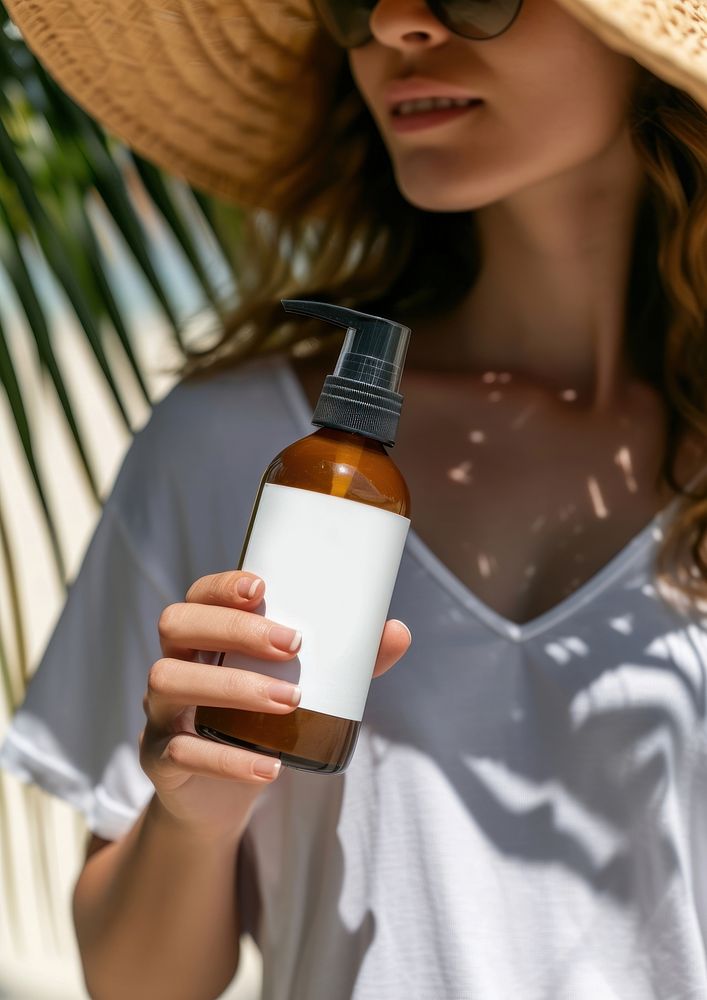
[510,404,537,430]
[614,446,638,493]
[587,476,609,518]
[478,553,495,578]
[402,378,706,624]
[441,378,624,501]
[430,447,647,607]
[424,385,638,518]
[519,564,537,592]
[436,421,635,592]
[447,460,473,484]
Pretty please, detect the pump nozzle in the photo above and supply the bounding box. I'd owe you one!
[281,298,411,447]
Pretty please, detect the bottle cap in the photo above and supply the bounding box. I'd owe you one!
[281,299,411,447]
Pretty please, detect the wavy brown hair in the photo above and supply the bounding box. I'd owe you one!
[172,57,707,615]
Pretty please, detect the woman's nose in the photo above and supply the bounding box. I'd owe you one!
[369,0,454,48]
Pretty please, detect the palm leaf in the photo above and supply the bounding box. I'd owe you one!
[0,307,66,581]
[130,155,228,316]
[66,184,153,406]
[0,8,244,987]
[0,116,134,427]
[0,493,26,702]
[0,196,103,503]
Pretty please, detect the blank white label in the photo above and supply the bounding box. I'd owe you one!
[221,482,410,721]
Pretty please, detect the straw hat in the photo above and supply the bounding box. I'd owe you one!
[4,0,706,211]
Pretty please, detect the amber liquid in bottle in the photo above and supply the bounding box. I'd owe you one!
[193,425,411,773]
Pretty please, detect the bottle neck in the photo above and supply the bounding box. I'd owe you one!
[310,426,388,453]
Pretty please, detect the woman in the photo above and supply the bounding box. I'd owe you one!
[1,0,707,997]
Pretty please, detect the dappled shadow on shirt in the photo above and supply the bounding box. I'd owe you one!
[248,761,377,1000]
[242,549,707,996]
[367,562,707,906]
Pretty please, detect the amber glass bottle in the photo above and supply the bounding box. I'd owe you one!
[194,299,412,773]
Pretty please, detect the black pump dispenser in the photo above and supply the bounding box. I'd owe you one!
[281,299,411,447]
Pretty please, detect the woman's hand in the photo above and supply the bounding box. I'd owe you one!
[139,570,411,840]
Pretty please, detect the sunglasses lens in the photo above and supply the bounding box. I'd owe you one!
[313,0,522,47]
[431,0,523,39]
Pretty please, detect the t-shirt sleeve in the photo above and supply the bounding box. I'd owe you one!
[0,498,173,840]
[0,361,291,943]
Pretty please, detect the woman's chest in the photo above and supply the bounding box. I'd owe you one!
[289,356,695,626]
[394,440,669,625]
[394,372,684,624]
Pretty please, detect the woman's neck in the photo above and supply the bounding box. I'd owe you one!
[406,123,647,413]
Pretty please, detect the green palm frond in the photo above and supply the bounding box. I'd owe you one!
[0,8,239,582]
[0,6,241,983]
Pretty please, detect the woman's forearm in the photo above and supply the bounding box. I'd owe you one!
[72,792,247,1000]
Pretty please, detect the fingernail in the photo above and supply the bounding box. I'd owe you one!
[268,681,302,706]
[269,625,302,652]
[392,619,412,643]
[237,576,262,599]
[253,757,281,779]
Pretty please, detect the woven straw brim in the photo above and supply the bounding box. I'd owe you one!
[555,0,707,107]
[4,0,706,210]
[4,0,344,210]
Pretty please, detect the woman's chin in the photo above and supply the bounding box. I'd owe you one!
[392,176,458,211]
[390,158,509,213]
[395,180,499,214]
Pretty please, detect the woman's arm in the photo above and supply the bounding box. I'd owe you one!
[72,791,248,1000]
[71,568,410,1000]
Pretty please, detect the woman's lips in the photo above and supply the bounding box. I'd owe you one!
[389,100,483,133]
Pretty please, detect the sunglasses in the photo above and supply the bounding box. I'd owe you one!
[312,0,524,48]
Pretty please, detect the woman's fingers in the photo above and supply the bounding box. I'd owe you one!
[160,569,411,686]
[145,611,412,744]
[158,601,301,662]
[372,619,412,678]
[144,659,302,732]
[159,733,283,784]
[159,571,266,660]
[185,571,264,608]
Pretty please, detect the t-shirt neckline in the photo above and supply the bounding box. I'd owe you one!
[276,354,705,644]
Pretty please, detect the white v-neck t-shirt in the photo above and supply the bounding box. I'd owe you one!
[3,353,707,1000]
